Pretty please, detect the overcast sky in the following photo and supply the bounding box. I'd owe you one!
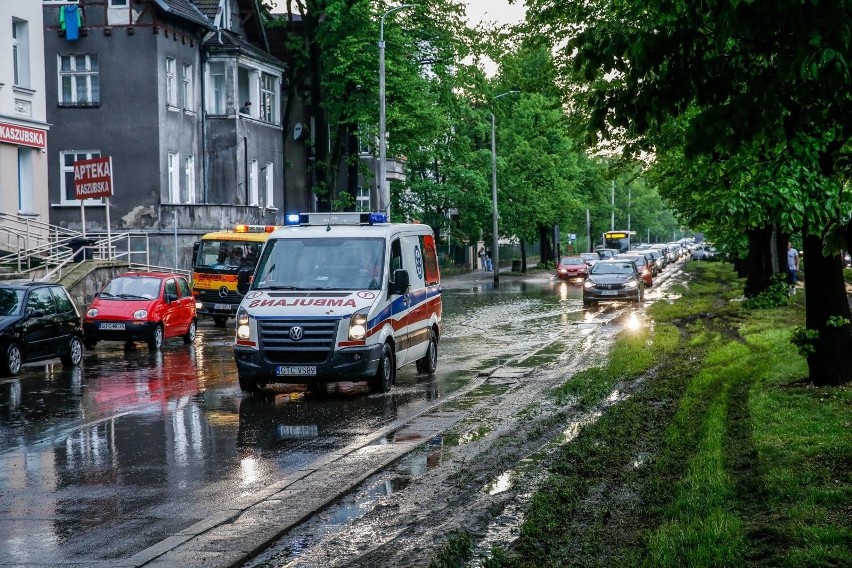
[464,0,526,27]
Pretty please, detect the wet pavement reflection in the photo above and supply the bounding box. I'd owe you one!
[0,271,628,564]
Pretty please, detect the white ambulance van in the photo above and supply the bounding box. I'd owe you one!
[233,212,442,394]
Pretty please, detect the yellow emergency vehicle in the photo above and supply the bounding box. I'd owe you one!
[191,224,276,327]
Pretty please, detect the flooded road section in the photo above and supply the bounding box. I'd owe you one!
[0,268,677,565]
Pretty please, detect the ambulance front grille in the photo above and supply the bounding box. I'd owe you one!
[257,318,338,364]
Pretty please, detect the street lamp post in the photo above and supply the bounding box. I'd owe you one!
[378,4,416,219]
[490,90,520,284]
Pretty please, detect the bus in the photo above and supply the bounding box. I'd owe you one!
[191,224,277,327]
[602,230,636,254]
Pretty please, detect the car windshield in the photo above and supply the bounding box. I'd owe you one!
[253,237,386,291]
[100,277,161,300]
[0,289,24,316]
[560,257,584,266]
[597,250,614,259]
[196,239,261,270]
[591,262,635,275]
[623,256,646,266]
[580,253,598,262]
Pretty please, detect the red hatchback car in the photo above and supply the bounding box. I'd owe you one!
[83,272,197,350]
[556,256,589,282]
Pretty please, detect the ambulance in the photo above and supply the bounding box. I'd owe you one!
[191,224,276,327]
[232,212,441,394]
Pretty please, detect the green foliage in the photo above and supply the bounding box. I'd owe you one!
[742,274,790,310]
[330,191,355,212]
[429,529,473,568]
[790,326,819,357]
[826,315,850,328]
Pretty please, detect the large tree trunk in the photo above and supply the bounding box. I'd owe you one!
[520,239,527,273]
[803,233,852,386]
[539,224,554,265]
[744,224,788,296]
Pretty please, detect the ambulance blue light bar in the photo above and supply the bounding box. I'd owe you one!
[294,212,389,226]
[285,213,301,226]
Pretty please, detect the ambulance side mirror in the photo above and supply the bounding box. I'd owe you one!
[391,269,410,295]
[237,269,253,295]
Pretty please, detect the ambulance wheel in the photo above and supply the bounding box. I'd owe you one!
[238,374,261,393]
[416,329,438,375]
[370,342,395,394]
[213,316,228,328]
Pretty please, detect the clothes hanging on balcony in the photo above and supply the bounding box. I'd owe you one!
[60,5,82,41]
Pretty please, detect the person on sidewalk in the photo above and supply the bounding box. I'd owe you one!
[486,249,493,272]
[787,241,800,295]
[478,246,487,272]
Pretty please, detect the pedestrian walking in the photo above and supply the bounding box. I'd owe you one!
[486,249,493,272]
[478,246,487,272]
[787,241,800,295]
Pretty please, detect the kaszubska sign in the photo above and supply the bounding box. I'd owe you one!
[73,156,113,199]
[0,122,47,149]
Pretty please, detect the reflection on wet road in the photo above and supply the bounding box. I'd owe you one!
[0,271,663,564]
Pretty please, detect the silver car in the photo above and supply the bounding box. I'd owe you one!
[583,260,644,306]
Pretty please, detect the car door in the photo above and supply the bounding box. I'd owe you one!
[398,234,429,365]
[175,277,194,332]
[24,287,59,361]
[49,286,79,349]
[162,278,180,339]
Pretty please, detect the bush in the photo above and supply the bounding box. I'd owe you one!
[743,273,789,309]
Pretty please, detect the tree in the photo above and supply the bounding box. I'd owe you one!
[528,0,852,385]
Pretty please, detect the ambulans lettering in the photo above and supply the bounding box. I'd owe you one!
[248,298,356,308]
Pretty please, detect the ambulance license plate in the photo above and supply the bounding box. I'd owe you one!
[277,366,317,376]
[214,303,231,311]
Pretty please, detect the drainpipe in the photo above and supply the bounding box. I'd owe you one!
[244,136,249,204]
[200,52,208,203]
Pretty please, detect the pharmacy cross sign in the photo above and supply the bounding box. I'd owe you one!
[73,156,114,199]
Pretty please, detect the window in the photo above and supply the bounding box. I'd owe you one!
[390,239,403,273]
[18,148,34,214]
[109,0,129,6]
[59,54,99,106]
[264,162,274,208]
[177,277,191,298]
[50,287,75,314]
[356,187,370,212]
[167,152,179,203]
[166,57,176,107]
[182,63,193,109]
[259,73,277,123]
[12,20,29,88]
[249,160,259,205]
[164,279,177,300]
[208,62,226,114]
[60,151,102,205]
[182,155,194,204]
[27,288,57,316]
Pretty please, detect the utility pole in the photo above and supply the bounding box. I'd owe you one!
[610,180,615,231]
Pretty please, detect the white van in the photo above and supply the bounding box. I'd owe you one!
[233,212,442,394]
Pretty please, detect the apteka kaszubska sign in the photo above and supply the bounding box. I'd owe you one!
[73,156,113,199]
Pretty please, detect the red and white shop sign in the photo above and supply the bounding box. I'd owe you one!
[73,156,114,199]
[0,122,47,149]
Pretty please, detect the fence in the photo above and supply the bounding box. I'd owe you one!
[437,241,542,274]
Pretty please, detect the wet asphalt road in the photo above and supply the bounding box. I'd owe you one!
[0,266,680,566]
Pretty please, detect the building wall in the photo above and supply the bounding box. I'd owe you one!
[0,0,49,228]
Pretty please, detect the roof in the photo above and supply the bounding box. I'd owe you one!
[202,28,285,69]
[268,223,433,241]
[200,230,274,242]
[151,0,213,30]
[0,282,58,290]
[117,272,188,279]
[193,0,220,19]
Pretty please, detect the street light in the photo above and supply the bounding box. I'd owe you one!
[378,3,416,219]
[490,90,520,284]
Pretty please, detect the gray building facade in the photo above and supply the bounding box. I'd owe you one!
[42,0,286,270]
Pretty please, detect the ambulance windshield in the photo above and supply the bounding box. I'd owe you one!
[253,238,386,291]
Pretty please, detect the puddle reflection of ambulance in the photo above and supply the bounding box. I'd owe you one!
[233,212,441,394]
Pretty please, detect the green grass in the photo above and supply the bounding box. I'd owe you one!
[476,262,851,568]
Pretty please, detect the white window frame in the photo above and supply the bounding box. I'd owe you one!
[58,54,99,106]
[249,160,259,206]
[12,20,20,86]
[166,57,177,107]
[167,152,180,203]
[18,148,34,214]
[182,63,193,110]
[182,155,195,204]
[259,72,277,124]
[207,61,227,114]
[356,187,370,212]
[109,0,129,6]
[59,150,103,205]
[264,162,274,208]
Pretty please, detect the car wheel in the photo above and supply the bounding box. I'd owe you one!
[148,324,164,350]
[61,336,84,367]
[583,297,594,307]
[183,319,197,344]
[238,373,261,393]
[2,343,23,376]
[415,329,438,375]
[83,337,97,350]
[213,316,228,328]
[369,342,395,394]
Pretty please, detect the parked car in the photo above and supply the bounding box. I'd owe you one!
[583,260,644,306]
[595,248,620,260]
[691,244,716,261]
[646,249,665,271]
[639,250,659,276]
[83,272,197,350]
[556,256,589,281]
[580,252,600,269]
[0,282,84,376]
[620,254,654,287]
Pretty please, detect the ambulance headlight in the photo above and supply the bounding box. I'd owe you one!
[236,308,250,339]
[348,311,368,341]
